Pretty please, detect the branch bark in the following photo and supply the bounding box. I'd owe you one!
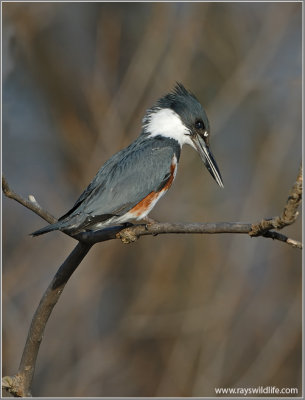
[2,164,302,396]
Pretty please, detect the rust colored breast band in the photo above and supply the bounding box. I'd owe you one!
[129,157,177,217]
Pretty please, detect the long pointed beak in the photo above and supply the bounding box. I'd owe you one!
[192,134,224,188]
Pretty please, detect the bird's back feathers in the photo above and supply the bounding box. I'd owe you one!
[31,135,180,236]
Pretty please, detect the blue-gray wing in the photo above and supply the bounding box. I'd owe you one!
[59,137,180,225]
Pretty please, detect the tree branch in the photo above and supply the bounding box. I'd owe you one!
[80,221,253,244]
[18,242,92,396]
[2,242,92,397]
[2,164,302,396]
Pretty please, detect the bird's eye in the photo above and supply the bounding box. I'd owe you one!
[195,120,205,130]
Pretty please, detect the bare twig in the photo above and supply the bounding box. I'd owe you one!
[2,176,56,224]
[250,164,302,237]
[2,165,302,397]
[261,230,302,249]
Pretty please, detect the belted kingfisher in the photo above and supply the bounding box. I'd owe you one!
[32,83,223,237]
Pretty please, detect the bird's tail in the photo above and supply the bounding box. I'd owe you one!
[31,221,63,237]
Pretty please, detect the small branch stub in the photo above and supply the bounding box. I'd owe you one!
[2,374,27,397]
[116,228,139,243]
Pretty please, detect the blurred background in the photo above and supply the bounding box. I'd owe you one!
[2,2,302,397]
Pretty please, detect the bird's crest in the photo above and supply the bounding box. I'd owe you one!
[142,83,198,133]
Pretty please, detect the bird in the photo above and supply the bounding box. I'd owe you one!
[32,83,223,237]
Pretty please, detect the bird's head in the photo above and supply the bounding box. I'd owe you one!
[142,83,224,188]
